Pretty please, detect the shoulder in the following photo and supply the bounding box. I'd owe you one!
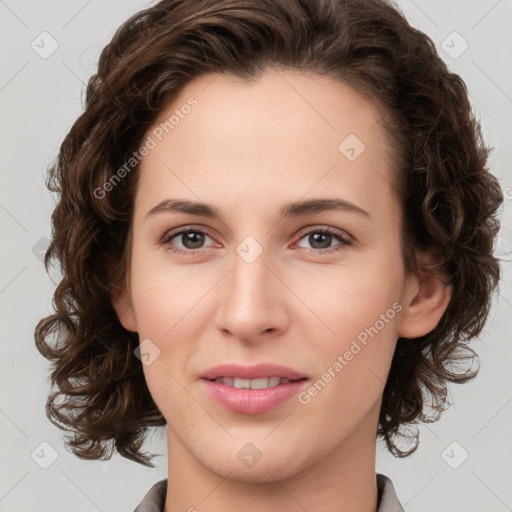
[377,473,404,512]
[133,479,167,512]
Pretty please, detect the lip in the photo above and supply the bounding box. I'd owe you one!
[200,379,308,414]
[200,362,308,381]
[199,363,309,414]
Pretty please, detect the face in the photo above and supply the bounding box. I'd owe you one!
[113,69,448,482]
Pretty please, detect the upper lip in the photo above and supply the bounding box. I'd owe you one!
[201,363,309,381]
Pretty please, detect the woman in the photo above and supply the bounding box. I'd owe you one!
[35,0,503,511]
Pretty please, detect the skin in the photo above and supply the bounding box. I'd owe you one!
[113,69,451,512]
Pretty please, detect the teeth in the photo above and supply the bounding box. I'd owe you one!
[251,377,277,389]
[212,376,293,389]
[235,378,251,389]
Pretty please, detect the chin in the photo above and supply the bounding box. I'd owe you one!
[213,461,303,484]
[199,444,313,484]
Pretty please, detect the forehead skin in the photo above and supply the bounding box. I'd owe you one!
[135,69,401,247]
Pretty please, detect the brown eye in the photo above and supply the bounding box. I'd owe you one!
[308,232,333,249]
[161,228,216,255]
[295,227,352,253]
[178,231,206,249]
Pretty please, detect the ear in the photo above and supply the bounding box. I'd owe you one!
[111,285,138,333]
[397,252,452,339]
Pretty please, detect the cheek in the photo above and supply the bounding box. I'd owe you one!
[128,254,215,406]
[129,249,214,338]
[296,253,402,401]
[297,251,402,341]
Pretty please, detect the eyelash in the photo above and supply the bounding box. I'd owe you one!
[160,225,352,256]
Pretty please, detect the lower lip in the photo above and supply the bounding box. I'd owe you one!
[200,379,308,414]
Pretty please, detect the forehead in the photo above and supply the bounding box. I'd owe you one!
[136,69,399,225]
[152,69,386,154]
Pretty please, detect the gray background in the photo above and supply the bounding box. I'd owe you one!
[1,0,511,511]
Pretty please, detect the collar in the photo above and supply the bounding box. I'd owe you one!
[134,473,404,511]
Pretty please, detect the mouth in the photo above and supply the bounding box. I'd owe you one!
[199,363,310,414]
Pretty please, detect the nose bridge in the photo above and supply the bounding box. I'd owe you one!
[214,239,287,340]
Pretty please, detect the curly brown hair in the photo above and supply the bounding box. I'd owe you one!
[34,0,503,467]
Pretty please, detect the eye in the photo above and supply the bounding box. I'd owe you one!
[160,225,352,256]
[160,227,216,255]
[294,227,352,254]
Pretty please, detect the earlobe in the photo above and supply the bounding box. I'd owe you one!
[111,286,138,332]
[397,254,452,339]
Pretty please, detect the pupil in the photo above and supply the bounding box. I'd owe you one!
[310,232,331,249]
[183,232,204,249]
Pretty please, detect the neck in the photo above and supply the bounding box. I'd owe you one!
[164,403,380,512]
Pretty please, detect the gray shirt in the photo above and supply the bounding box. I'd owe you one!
[133,473,404,511]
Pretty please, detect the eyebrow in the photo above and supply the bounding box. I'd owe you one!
[145,198,370,220]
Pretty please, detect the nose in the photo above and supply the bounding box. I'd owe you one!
[214,246,289,344]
